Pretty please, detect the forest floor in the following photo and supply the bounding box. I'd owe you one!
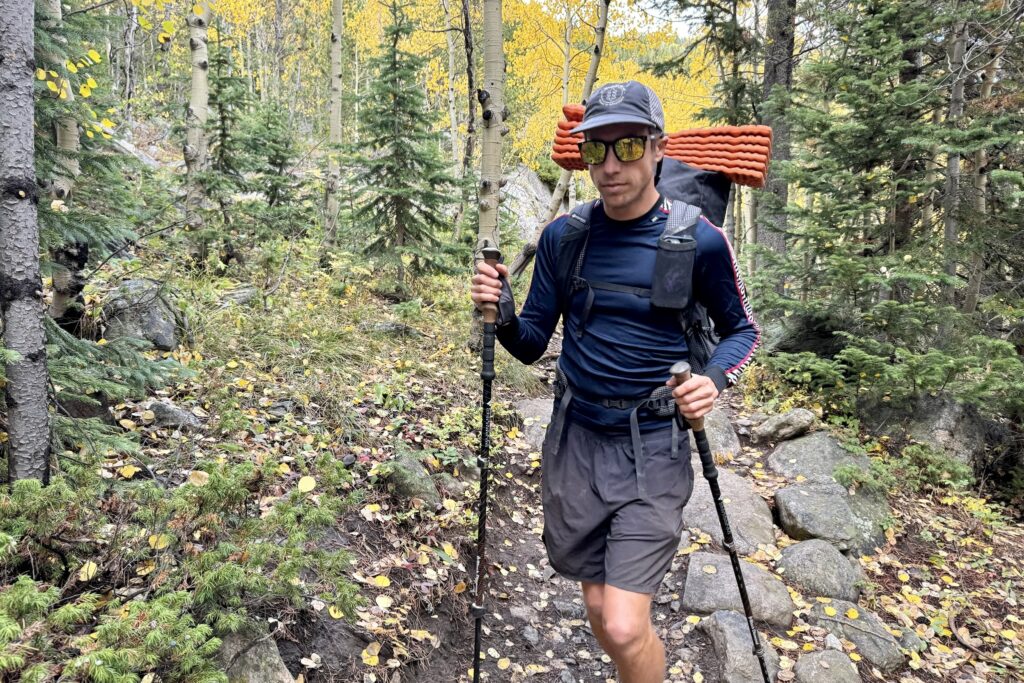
[34,244,1022,683]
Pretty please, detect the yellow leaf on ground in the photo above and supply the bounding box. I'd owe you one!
[685,615,701,625]
[189,470,210,486]
[278,463,292,475]
[87,49,102,62]
[328,605,344,619]
[1000,629,1017,640]
[694,673,705,683]
[118,465,141,479]
[373,575,390,588]
[361,642,381,666]
[824,606,837,617]
[376,595,393,609]
[78,560,98,581]
[845,608,859,619]
[141,675,155,683]
[702,565,717,574]
[497,657,511,670]
[454,581,467,594]
[119,419,137,430]
[297,476,316,493]
[148,533,172,550]
[136,561,155,576]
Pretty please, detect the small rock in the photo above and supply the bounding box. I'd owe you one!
[560,668,577,682]
[808,599,904,673]
[218,632,295,683]
[825,634,843,651]
[899,628,928,653]
[151,401,202,431]
[697,611,781,683]
[681,552,795,628]
[342,454,356,467]
[670,600,681,613]
[793,650,859,683]
[750,408,816,444]
[553,599,585,620]
[522,625,541,647]
[778,539,864,602]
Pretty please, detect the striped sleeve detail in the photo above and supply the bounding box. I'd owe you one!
[705,219,761,385]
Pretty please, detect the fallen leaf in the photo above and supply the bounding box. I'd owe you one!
[78,560,98,581]
[297,476,316,493]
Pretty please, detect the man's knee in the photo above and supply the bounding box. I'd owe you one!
[601,612,650,653]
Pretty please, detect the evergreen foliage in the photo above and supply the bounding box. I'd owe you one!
[348,0,458,287]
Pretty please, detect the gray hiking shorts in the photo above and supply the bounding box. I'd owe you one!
[541,419,694,594]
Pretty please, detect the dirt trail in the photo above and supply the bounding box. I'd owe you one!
[406,347,732,683]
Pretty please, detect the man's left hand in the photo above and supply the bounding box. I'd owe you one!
[666,373,719,420]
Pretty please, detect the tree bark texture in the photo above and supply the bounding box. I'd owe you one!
[442,0,462,177]
[963,1,1008,315]
[475,0,506,256]
[508,0,610,278]
[184,0,211,245]
[1,0,52,483]
[942,20,967,305]
[323,0,344,251]
[758,0,795,281]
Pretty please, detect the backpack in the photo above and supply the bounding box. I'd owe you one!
[553,198,721,374]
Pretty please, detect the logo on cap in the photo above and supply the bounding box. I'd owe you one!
[598,84,626,106]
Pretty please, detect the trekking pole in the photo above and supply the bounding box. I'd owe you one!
[471,247,501,681]
[671,361,771,683]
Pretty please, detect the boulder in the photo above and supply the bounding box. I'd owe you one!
[516,398,554,452]
[750,408,816,444]
[793,650,860,683]
[218,632,294,683]
[682,467,774,555]
[697,611,781,683]
[103,279,179,351]
[688,407,742,462]
[681,552,795,628]
[861,392,1000,468]
[775,482,888,555]
[503,163,554,242]
[385,451,442,508]
[777,539,864,602]
[807,599,904,673]
[767,432,869,483]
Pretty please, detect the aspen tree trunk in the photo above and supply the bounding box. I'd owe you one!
[39,0,86,327]
[123,2,138,130]
[475,0,505,256]
[322,0,344,253]
[743,185,757,278]
[759,0,795,285]
[1,0,51,483]
[963,2,1007,315]
[942,20,967,306]
[508,0,610,278]
[921,108,941,231]
[442,0,462,177]
[184,0,211,263]
[274,0,285,98]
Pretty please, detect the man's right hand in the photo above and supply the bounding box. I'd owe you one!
[471,261,511,312]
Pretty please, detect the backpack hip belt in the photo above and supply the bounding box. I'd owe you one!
[550,362,687,502]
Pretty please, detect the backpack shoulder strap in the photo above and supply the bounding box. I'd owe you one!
[554,200,598,307]
[664,199,702,238]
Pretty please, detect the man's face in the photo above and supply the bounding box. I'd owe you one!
[585,123,666,217]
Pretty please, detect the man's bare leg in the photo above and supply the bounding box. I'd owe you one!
[581,582,665,683]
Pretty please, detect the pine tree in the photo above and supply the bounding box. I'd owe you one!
[349,0,457,288]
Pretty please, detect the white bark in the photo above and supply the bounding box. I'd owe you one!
[509,0,610,278]
[323,0,344,251]
[475,0,506,255]
[442,0,462,177]
[1,0,51,482]
[184,0,211,242]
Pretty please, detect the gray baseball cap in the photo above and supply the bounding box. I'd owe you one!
[574,81,665,135]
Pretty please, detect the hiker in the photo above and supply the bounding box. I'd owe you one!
[470,80,760,683]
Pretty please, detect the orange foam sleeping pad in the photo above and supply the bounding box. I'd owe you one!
[550,104,772,188]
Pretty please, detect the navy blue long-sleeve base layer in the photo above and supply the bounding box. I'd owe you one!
[497,196,761,434]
